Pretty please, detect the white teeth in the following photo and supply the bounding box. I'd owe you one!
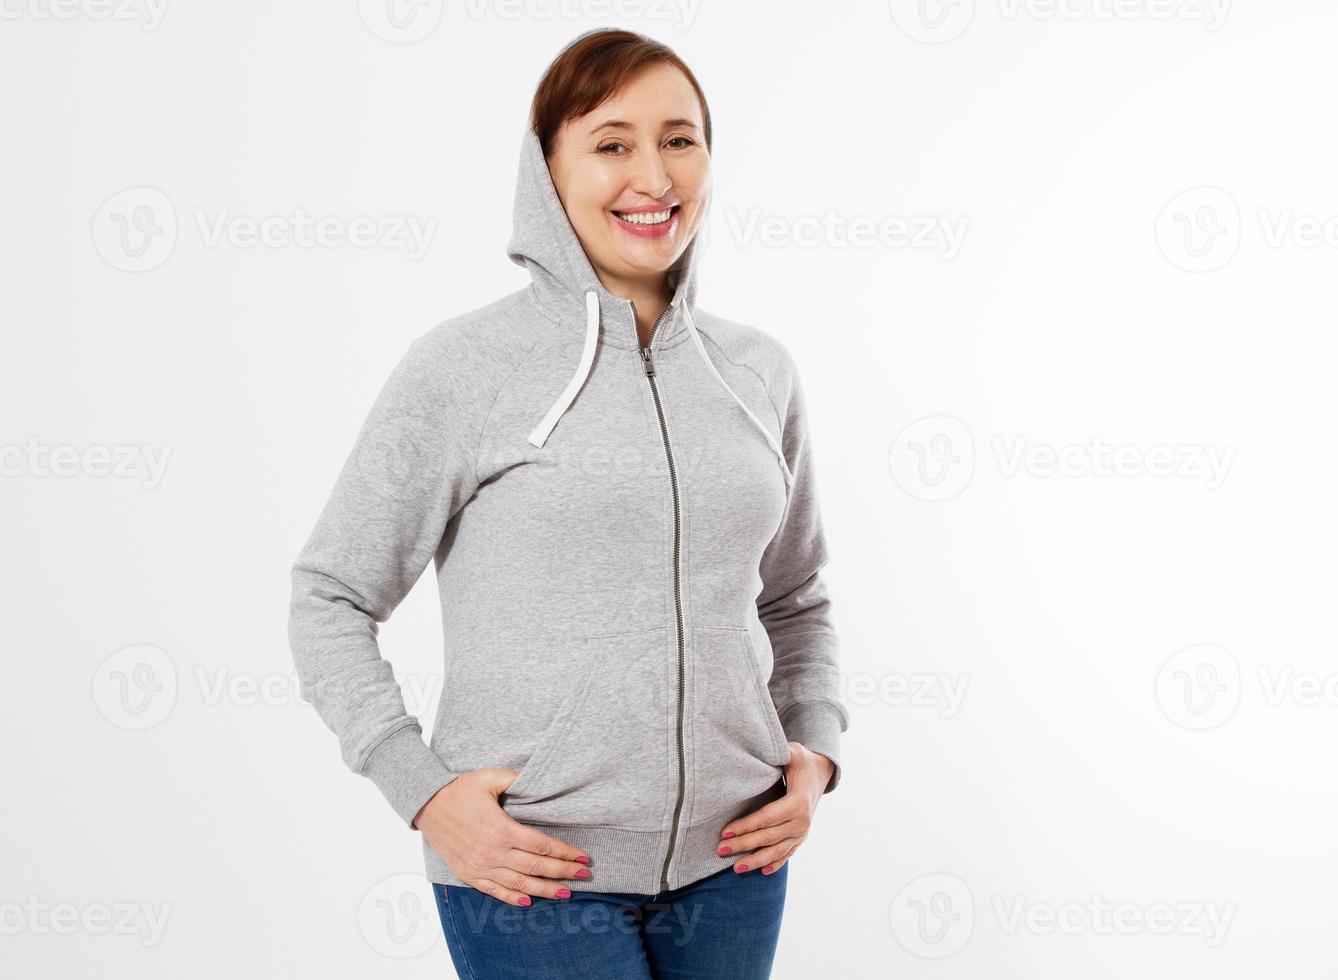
[615,207,674,225]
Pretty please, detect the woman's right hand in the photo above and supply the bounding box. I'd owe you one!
[412,767,592,906]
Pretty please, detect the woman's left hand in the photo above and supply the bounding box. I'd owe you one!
[715,742,836,875]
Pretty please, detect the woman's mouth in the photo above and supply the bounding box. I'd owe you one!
[611,204,680,239]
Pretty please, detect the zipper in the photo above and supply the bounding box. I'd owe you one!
[630,298,686,893]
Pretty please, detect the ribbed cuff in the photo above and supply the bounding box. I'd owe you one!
[778,700,846,794]
[360,725,458,828]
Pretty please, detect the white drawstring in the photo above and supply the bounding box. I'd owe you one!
[527,290,600,448]
[527,290,795,491]
[680,303,795,490]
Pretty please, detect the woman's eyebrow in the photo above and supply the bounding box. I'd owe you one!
[588,118,701,135]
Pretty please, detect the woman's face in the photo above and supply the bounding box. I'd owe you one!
[546,61,710,296]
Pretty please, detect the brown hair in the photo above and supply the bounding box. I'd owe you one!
[530,28,712,159]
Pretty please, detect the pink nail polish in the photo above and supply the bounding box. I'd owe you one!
[556,887,572,898]
[721,831,736,839]
[717,846,732,856]
[575,855,590,864]
[518,896,532,906]
[734,863,748,873]
[762,866,774,874]
[575,868,591,879]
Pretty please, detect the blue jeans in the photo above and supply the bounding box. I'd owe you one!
[431,863,788,979]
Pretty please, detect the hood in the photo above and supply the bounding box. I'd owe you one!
[507,124,702,352]
[506,125,793,489]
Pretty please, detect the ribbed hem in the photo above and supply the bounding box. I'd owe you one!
[359,725,459,828]
[420,779,787,895]
[778,700,846,794]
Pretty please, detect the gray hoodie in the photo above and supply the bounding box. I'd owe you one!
[287,124,849,894]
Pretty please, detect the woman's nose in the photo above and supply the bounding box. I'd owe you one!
[629,151,672,198]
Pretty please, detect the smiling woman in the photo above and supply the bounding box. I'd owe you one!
[288,26,847,980]
[538,39,713,346]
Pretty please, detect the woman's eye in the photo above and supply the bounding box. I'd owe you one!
[598,136,696,155]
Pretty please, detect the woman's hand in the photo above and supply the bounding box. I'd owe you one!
[413,767,592,907]
[715,742,835,875]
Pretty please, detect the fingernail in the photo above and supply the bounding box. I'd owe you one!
[762,866,774,875]
[734,863,749,873]
[556,887,572,898]
[717,846,732,856]
[720,831,736,839]
[575,868,591,879]
[575,855,590,864]
[518,896,532,906]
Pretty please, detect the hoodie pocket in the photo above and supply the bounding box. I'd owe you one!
[499,626,670,828]
[691,625,792,803]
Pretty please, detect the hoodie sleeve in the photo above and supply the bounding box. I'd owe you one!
[287,328,488,828]
[758,349,850,795]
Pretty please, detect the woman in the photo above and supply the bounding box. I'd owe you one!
[288,28,848,978]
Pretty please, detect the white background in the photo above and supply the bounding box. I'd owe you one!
[3,1,1335,977]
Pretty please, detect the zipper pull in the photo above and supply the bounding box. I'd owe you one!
[640,346,655,377]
